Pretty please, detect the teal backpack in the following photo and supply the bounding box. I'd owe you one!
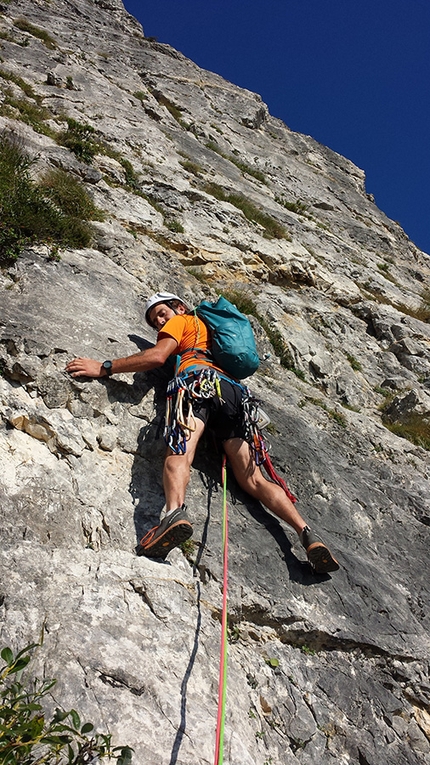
[193,296,260,379]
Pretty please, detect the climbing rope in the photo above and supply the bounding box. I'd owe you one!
[214,454,229,765]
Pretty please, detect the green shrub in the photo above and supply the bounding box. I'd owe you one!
[13,17,56,48]
[0,131,102,263]
[345,353,362,371]
[328,408,347,428]
[373,386,392,398]
[377,262,390,273]
[165,218,184,233]
[133,90,147,102]
[180,158,203,177]
[40,168,105,222]
[58,118,100,164]
[151,92,183,123]
[0,643,132,765]
[0,68,41,102]
[0,31,16,44]
[382,414,430,450]
[0,69,55,135]
[117,157,140,192]
[205,140,219,153]
[228,157,266,183]
[204,142,266,183]
[0,90,52,134]
[361,286,430,324]
[275,196,308,215]
[415,289,430,323]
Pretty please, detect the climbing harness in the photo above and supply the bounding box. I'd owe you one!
[163,368,228,454]
[164,369,297,502]
[214,454,229,765]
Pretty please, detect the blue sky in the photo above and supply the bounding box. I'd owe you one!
[123,0,430,255]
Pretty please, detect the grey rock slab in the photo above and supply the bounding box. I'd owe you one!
[1,1,430,763]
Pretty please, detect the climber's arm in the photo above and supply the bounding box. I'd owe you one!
[66,336,178,378]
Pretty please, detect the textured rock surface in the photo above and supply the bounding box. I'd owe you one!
[0,2,429,764]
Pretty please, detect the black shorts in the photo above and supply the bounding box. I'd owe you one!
[192,378,246,441]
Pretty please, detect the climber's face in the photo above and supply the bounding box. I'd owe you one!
[149,302,186,330]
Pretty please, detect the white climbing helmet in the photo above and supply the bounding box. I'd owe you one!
[144,291,188,327]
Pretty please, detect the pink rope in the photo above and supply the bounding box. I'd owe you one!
[214,455,229,765]
[263,452,297,503]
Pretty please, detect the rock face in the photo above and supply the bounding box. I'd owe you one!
[1,2,430,764]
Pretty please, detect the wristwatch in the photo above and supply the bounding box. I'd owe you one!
[102,360,113,376]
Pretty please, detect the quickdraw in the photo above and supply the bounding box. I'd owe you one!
[242,394,268,466]
[241,392,297,503]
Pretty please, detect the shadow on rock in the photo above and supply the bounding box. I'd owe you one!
[227,471,332,585]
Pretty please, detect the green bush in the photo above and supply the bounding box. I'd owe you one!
[165,218,184,233]
[179,158,203,177]
[345,353,362,371]
[58,119,100,164]
[382,413,430,450]
[13,17,56,49]
[0,643,132,765]
[0,91,52,134]
[0,68,41,102]
[205,142,266,183]
[275,196,308,215]
[151,92,184,124]
[39,169,104,222]
[0,69,54,135]
[0,131,103,263]
[415,289,430,323]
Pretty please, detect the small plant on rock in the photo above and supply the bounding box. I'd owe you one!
[345,352,362,371]
[0,131,103,263]
[13,18,56,48]
[202,182,287,239]
[58,118,100,164]
[0,643,133,764]
[165,218,184,233]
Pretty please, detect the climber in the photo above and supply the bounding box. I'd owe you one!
[66,292,339,574]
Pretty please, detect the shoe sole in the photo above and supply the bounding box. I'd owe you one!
[137,521,193,559]
[307,542,340,574]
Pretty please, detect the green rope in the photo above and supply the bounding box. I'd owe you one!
[214,455,229,765]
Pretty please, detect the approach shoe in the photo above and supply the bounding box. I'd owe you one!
[300,526,339,574]
[137,504,193,559]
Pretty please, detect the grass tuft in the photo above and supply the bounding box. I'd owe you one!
[0,131,103,263]
[58,118,100,163]
[13,17,56,48]
[382,414,430,451]
[203,183,287,239]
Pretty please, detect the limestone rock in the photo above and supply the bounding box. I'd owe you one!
[0,2,430,764]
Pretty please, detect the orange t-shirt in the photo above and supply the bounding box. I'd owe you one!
[158,314,222,375]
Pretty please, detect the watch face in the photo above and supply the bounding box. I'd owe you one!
[103,361,113,374]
